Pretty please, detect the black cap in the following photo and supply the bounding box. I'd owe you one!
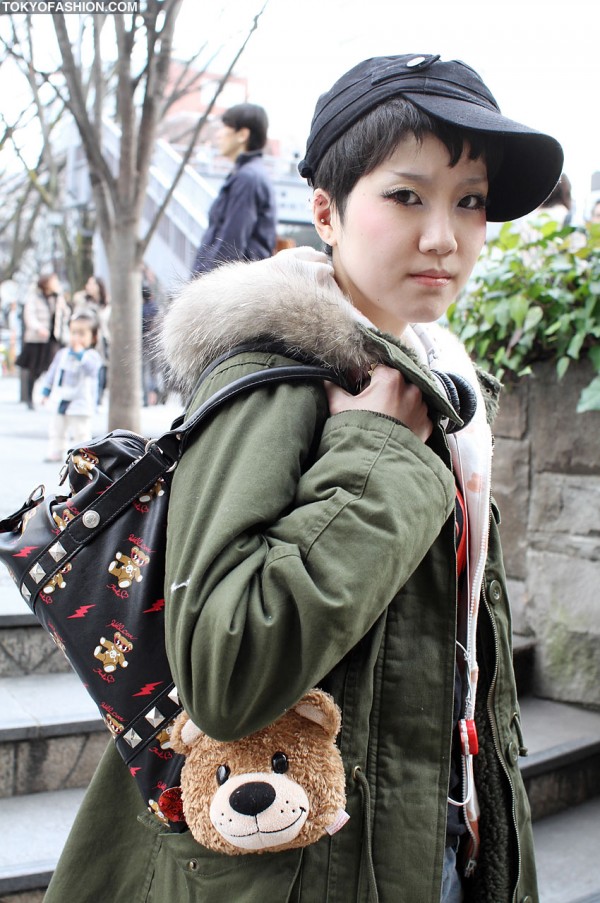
[298,54,564,222]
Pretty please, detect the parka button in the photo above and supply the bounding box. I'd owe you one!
[507,740,519,765]
[187,859,198,871]
[488,579,503,604]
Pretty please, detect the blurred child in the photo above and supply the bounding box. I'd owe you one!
[40,312,102,462]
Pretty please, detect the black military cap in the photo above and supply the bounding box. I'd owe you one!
[298,54,564,222]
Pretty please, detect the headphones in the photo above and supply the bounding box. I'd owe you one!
[431,371,478,434]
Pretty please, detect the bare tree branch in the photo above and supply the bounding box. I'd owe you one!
[53,12,117,235]
[139,2,268,256]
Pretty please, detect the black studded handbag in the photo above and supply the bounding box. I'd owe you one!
[0,359,333,830]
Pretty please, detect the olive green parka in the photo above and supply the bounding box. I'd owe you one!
[45,252,537,903]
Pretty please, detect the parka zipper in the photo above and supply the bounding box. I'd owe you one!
[481,574,523,903]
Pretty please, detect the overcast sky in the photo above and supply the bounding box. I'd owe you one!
[177,0,600,219]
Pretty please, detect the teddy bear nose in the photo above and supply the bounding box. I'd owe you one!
[229,781,276,817]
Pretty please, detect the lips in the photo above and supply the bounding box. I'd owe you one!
[410,270,452,287]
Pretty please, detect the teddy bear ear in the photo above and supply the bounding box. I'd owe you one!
[292,689,341,740]
[169,710,203,755]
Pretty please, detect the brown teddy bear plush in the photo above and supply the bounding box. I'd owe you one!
[169,688,349,854]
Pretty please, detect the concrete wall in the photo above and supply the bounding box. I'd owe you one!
[492,360,600,709]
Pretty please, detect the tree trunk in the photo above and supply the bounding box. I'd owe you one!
[107,222,142,433]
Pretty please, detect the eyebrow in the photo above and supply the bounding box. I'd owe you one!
[388,170,488,185]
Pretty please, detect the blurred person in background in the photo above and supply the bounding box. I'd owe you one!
[16,272,71,409]
[537,172,572,225]
[39,311,102,461]
[72,274,111,403]
[191,103,277,275]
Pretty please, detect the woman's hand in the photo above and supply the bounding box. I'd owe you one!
[325,365,433,443]
[256,246,337,289]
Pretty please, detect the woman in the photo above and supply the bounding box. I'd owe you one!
[45,54,562,902]
[17,272,70,408]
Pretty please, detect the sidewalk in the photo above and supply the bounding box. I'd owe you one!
[0,373,183,619]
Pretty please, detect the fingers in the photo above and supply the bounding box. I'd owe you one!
[270,246,335,284]
[325,366,433,443]
[324,380,352,416]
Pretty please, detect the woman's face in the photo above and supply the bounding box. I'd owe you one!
[46,274,61,296]
[314,133,488,337]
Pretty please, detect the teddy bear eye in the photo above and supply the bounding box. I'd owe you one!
[216,765,230,786]
[271,752,288,774]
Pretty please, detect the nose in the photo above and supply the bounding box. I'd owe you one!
[418,211,458,256]
[229,781,276,817]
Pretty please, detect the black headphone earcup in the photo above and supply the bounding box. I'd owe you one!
[431,370,478,433]
[444,372,477,432]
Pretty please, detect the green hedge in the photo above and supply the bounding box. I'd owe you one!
[447,216,600,411]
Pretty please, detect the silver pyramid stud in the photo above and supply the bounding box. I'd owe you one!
[145,707,164,728]
[21,585,31,602]
[49,541,67,562]
[123,728,142,748]
[167,686,179,705]
[29,563,46,584]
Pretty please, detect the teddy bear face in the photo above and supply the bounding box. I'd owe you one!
[170,689,348,856]
[209,762,311,852]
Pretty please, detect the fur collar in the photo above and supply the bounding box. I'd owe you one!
[160,251,501,425]
[160,255,426,397]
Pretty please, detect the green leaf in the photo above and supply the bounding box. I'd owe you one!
[508,294,529,329]
[523,307,544,331]
[567,332,585,359]
[577,376,600,412]
[556,356,570,379]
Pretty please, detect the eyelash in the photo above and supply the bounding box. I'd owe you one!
[384,189,488,211]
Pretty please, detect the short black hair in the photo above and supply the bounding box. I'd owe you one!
[311,97,503,221]
[222,103,269,152]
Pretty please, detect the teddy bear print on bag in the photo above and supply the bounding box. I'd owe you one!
[169,688,349,854]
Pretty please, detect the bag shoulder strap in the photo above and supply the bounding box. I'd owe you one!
[157,362,335,460]
[25,363,336,590]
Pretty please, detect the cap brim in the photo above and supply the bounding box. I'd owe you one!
[406,93,564,221]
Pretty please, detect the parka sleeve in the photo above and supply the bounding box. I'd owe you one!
[164,360,455,740]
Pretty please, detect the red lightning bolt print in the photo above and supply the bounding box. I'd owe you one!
[133,681,164,697]
[68,604,96,619]
[143,598,165,614]
[13,546,39,558]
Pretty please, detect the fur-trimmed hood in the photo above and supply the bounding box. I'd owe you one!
[160,247,500,423]
[161,250,387,397]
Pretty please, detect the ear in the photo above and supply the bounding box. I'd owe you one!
[236,126,251,151]
[169,710,202,755]
[293,689,341,740]
[312,189,336,246]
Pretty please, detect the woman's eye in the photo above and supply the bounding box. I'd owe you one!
[459,194,487,210]
[386,188,421,206]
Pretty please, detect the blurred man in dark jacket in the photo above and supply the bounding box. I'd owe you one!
[192,104,277,275]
